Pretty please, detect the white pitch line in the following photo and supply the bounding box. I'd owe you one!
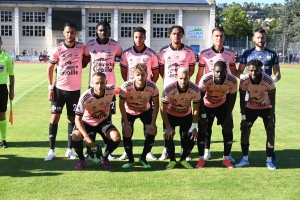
[7,79,47,107]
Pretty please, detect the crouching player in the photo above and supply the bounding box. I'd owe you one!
[196,61,237,168]
[119,63,159,169]
[72,72,121,170]
[235,59,277,170]
[161,67,200,169]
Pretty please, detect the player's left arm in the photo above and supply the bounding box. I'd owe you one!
[82,56,90,68]
[151,69,159,83]
[189,102,200,141]
[159,64,164,79]
[148,95,159,136]
[268,91,276,129]
[189,65,195,78]
[272,64,281,82]
[7,58,14,100]
[225,93,237,122]
[9,75,14,100]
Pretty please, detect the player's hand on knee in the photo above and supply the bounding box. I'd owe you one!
[189,129,198,141]
[145,124,157,136]
[122,122,132,137]
[165,127,175,141]
[85,136,94,148]
[48,90,54,101]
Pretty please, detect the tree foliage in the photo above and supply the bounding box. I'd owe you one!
[220,4,253,37]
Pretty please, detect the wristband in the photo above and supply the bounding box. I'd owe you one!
[272,77,278,83]
[201,114,207,118]
[242,115,246,120]
[48,85,53,90]
[189,123,197,132]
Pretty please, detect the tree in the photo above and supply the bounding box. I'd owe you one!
[215,4,222,27]
[220,4,253,37]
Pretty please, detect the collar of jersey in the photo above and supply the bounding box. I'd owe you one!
[170,43,184,51]
[133,45,147,53]
[63,41,76,48]
[211,46,224,53]
[91,88,105,99]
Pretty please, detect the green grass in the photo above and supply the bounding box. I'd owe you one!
[1,63,300,199]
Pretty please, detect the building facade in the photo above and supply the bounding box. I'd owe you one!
[0,0,215,55]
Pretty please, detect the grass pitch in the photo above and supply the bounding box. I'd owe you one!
[0,63,299,199]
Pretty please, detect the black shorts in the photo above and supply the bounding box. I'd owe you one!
[50,87,80,116]
[121,108,152,135]
[73,118,116,139]
[163,112,192,134]
[0,84,8,112]
[246,107,275,129]
[205,102,231,126]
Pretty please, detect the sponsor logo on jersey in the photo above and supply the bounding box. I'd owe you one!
[108,49,112,53]
[77,105,83,111]
[0,65,4,72]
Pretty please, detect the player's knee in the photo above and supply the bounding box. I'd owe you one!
[108,129,121,142]
[223,123,233,134]
[72,130,83,141]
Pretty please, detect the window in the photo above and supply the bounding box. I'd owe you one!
[0,11,12,22]
[22,11,46,22]
[153,27,169,38]
[88,26,96,37]
[88,12,111,23]
[120,27,133,38]
[0,25,12,36]
[22,26,45,36]
[121,13,143,24]
[153,13,175,24]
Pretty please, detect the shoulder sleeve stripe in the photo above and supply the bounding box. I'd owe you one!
[263,76,274,85]
[227,76,237,84]
[123,47,132,53]
[147,47,157,55]
[190,83,200,92]
[165,84,176,93]
[81,93,91,104]
[159,45,169,52]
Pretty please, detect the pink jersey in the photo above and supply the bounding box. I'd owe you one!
[84,38,122,86]
[199,72,237,108]
[119,80,159,115]
[120,46,159,81]
[199,47,235,74]
[158,44,195,88]
[239,73,276,110]
[162,81,200,117]
[49,41,85,91]
[75,85,116,126]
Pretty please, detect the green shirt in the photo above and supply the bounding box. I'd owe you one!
[0,51,14,84]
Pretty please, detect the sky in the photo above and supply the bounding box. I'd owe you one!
[217,0,285,4]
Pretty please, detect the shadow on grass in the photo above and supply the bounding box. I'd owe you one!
[0,149,299,178]
[7,139,235,148]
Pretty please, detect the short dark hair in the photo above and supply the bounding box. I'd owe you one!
[168,25,185,35]
[212,26,225,34]
[133,27,146,36]
[253,28,266,35]
[64,22,77,30]
[214,61,227,70]
[96,20,111,30]
[247,59,263,69]
[92,72,106,79]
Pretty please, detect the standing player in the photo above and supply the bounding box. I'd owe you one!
[72,72,121,170]
[236,28,281,162]
[158,25,196,160]
[0,36,14,148]
[194,27,236,162]
[119,63,159,168]
[161,68,200,169]
[118,27,159,161]
[83,20,122,160]
[196,61,237,168]
[45,23,84,161]
[235,60,277,170]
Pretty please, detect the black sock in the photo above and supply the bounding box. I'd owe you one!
[102,139,120,159]
[197,136,205,157]
[266,146,274,157]
[223,141,233,157]
[165,138,176,161]
[73,140,84,160]
[180,138,195,162]
[241,144,250,156]
[123,137,134,163]
[141,134,155,160]
[68,123,75,149]
[49,123,58,149]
